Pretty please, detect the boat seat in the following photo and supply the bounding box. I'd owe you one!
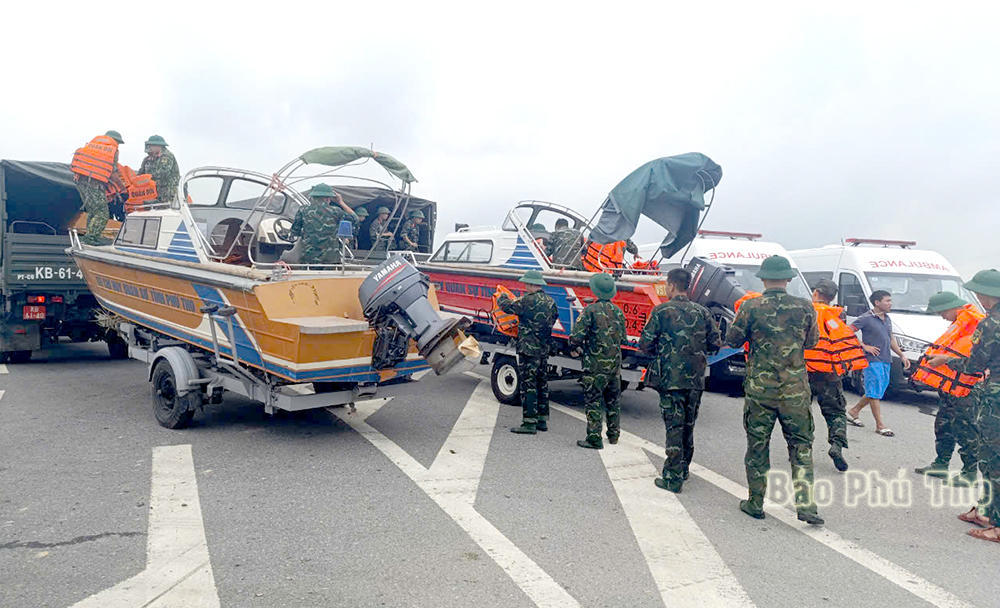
[279,240,302,265]
[271,315,370,335]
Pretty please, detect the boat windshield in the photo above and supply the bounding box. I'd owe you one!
[727,264,811,300]
[864,272,978,314]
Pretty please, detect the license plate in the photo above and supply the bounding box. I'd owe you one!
[23,305,46,320]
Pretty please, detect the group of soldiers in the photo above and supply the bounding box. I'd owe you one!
[532,218,638,270]
[495,255,1000,540]
[288,182,426,266]
[71,131,180,245]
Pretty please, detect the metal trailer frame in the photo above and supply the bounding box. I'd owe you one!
[119,306,427,428]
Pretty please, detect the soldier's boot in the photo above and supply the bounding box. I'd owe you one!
[740,498,765,520]
[797,511,825,525]
[535,416,548,432]
[513,394,538,434]
[576,439,603,450]
[829,446,849,472]
[947,468,979,486]
[654,477,682,493]
[511,422,537,434]
[607,434,619,445]
[914,459,950,478]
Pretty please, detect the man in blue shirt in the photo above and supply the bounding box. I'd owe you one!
[846,290,910,437]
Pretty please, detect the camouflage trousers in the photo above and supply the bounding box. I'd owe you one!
[932,394,979,474]
[582,372,621,444]
[77,180,109,244]
[744,396,817,515]
[519,354,549,424]
[300,243,344,266]
[808,372,848,449]
[659,389,703,483]
[976,389,1000,524]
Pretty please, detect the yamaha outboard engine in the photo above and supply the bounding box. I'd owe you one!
[686,256,747,315]
[359,256,478,375]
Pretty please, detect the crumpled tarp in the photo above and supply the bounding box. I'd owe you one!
[300,147,417,184]
[1,160,84,230]
[589,153,723,258]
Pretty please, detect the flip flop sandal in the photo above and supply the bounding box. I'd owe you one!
[876,428,895,437]
[967,527,1000,543]
[846,415,865,427]
[958,508,992,527]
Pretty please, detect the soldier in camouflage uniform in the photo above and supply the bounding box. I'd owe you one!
[396,209,424,251]
[726,255,824,525]
[497,271,559,434]
[640,268,722,491]
[138,135,181,204]
[570,273,627,449]
[370,206,393,252]
[350,206,369,251]
[76,130,126,246]
[288,183,359,266]
[927,269,1000,542]
[915,291,981,483]
[546,218,585,269]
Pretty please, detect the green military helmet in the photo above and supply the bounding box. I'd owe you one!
[589,272,617,301]
[755,255,798,280]
[144,134,168,147]
[520,270,547,286]
[530,223,547,232]
[354,206,369,218]
[409,209,425,219]
[309,183,336,198]
[926,291,967,313]
[964,269,1000,298]
[105,130,124,144]
[376,206,391,215]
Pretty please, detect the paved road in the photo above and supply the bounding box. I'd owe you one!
[1,342,996,607]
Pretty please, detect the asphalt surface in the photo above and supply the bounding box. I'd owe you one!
[1,342,998,607]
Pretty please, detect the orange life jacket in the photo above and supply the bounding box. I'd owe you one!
[491,285,519,337]
[582,241,626,272]
[912,304,986,397]
[125,173,158,212]
[805,303,869,375]
[734,291,761,313]
[631,258,660,272]
[71,135,118,183]
[105,165,135,201]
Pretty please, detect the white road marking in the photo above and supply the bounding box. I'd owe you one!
[550,402,975,608]
[334,385,581,607]
[599,443,755,607]
[0,363,8,374]
[72,445,220,608]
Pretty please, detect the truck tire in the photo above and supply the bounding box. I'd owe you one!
[151,359,197,429]
[6,350,32,364]
[107,337,129,360]
[491,355,521,406]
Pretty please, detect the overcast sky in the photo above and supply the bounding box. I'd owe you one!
[3,2,997,276]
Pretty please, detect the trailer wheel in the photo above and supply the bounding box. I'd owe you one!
[151,359,197,429]
[107,337,129,360]
[491,355,521,405]
[5,351,32,364]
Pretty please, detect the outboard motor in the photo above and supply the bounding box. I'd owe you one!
[685,256,748,329]
[359,256,478,375]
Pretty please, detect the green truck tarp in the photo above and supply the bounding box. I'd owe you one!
[1,160,83,232]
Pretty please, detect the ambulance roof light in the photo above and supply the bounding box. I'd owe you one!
[697,230,763,241]
[845,238,917,249]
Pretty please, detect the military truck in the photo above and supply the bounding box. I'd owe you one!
[0,160,127,362]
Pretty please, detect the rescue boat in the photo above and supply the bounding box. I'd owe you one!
[68,147,472,391]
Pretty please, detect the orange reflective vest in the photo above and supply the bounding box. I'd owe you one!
[582,241,625,272]
[912,304,986,397]
[734,291,761,313]
[125,173,158,212]
[805,303,869,375]
[71,135,118,183]
[491,285,519,337]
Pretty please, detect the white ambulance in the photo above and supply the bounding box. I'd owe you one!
[638,230,813,300]
[789,238,978,392]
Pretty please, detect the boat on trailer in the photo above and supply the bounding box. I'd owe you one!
[68,147,477,428]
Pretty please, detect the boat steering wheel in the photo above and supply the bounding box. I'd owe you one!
[273,218,294,242]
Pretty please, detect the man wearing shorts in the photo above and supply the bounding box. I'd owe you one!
[846,290,911,437]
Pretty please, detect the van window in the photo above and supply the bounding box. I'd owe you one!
[431,241,493,263]
[865,273,977,314]
[802,271,834,289]
[117,217,160,248]
[838,273,867,311]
